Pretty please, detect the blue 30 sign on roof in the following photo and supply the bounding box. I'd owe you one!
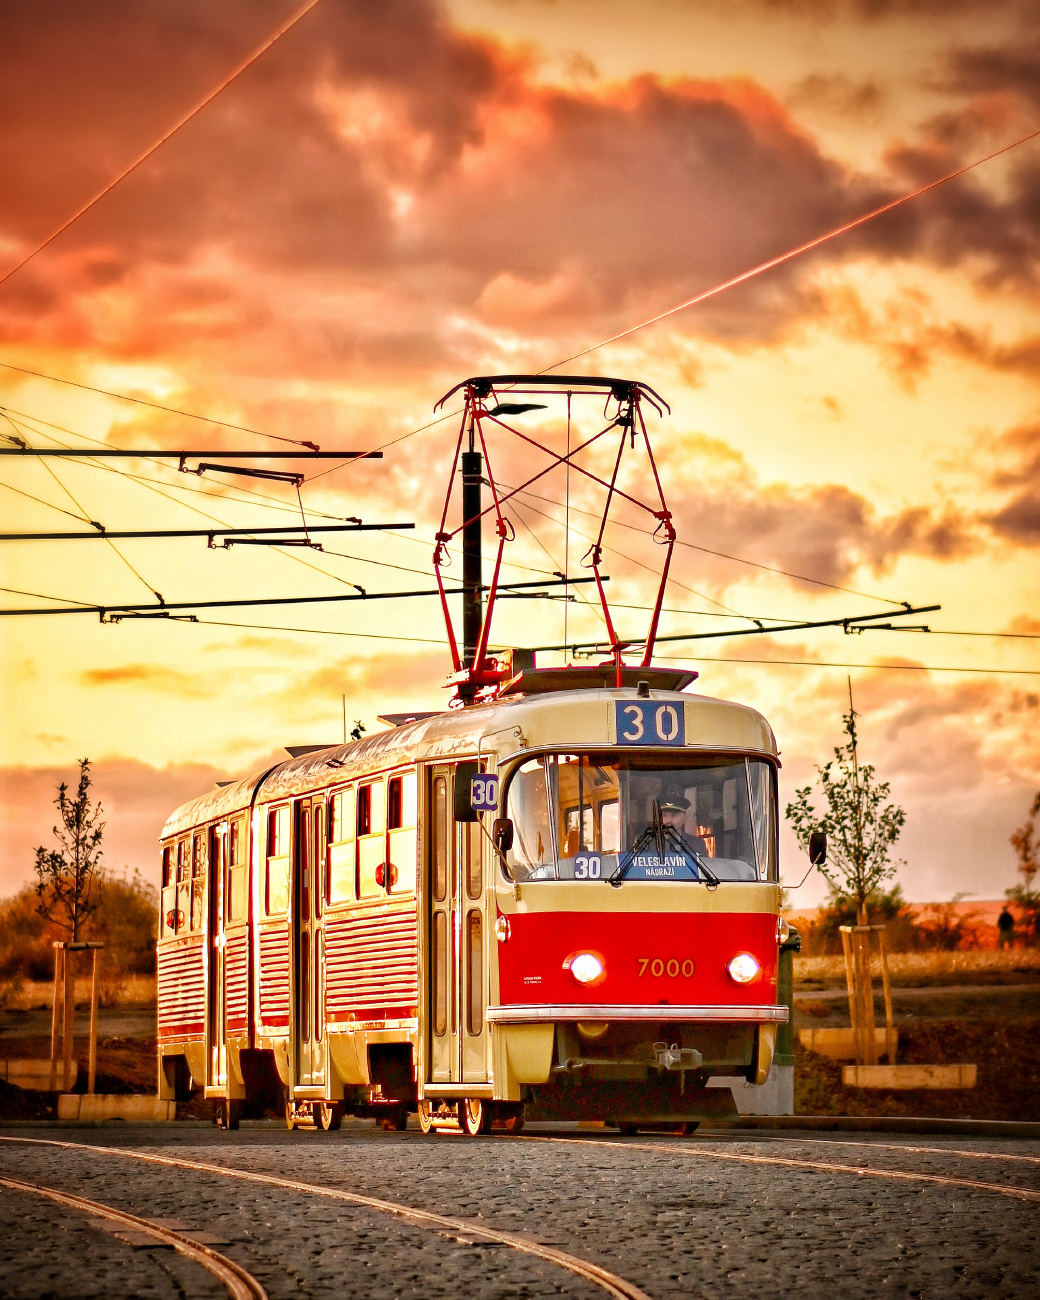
[615,700,685,747]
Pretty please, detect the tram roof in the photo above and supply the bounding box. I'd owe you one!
[160,687,776,839]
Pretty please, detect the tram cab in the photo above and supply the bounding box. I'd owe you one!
[156,667,788,1133]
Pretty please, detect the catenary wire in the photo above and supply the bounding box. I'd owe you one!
[0,0,326,290]
[1,401,566,581]
[0,409,382,594]
[0,585,95,607]
[0,362,315,448]
[655,653,1040,677]
[539,123,1040,372]
[0,406,351,519]
[33,456,163,602]
[510,481,906,608]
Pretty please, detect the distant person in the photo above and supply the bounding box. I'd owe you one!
[997,906,1015,949]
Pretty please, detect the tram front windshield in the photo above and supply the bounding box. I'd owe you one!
[503,753,776,883]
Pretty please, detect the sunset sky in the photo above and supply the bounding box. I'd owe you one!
[1,0,1038,908]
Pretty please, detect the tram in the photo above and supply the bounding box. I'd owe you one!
[156,375,804,1133]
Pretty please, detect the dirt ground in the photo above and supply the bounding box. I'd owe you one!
[795,1018,1040,1122]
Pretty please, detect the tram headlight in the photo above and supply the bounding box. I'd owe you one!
[776,917,790,945]
[563,950,606,986]
[727,952,762,985]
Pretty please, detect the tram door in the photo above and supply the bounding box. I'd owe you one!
[293,798,327,1089]
[428,765,488,1084]
[207,824,227,1088]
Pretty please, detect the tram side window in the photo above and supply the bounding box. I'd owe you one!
[227,817,248,922]
[386,770,417,894]
[265,806,290,914]
[329,788,356,903]
[190,834,206,930]
[160,845,178,936]
[173,839,190,931]
[357,780,386,897]
[748,759,777,881]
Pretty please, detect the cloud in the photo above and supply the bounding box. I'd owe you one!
[985,422,1040,544]
[5,0,1039,382]
[0,756,256,895]
[656,434,978,587]
[78,662,218,696]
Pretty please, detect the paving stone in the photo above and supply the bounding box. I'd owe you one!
[0,1124,1037,1298]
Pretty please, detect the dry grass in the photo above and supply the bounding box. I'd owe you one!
[795,947,1040,987]
[0,974,156,1010]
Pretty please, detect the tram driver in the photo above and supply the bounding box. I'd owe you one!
[658,798,709,857]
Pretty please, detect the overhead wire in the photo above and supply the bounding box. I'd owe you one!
[0,0,326,290]
[0,362,316,450]
[32,455,164,603]
[0,405,349,518]
[510,480,905,608]
[0,407,377,594]
[539,123,1040,373]
[656,653,1040,678]
[0,584,95,607]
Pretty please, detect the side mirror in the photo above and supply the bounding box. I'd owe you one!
[454,761,478,822]
[809,831,827,866]
[493,817,514,854]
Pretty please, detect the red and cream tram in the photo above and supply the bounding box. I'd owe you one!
[156,374,797,1132]
[157,665,790,1132]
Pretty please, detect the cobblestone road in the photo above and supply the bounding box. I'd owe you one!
[1,1123,1038,1299]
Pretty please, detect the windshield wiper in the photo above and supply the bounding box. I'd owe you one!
[608,801,719,888]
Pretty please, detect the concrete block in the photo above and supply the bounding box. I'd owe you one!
[708,1064,794,1115]
[800,1028,896,1061]
[842,1064,977,1090]
[57,1094,177,1121]
[2,1059,77,1090]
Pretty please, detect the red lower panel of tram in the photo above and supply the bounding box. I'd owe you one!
[497,910,777,1007]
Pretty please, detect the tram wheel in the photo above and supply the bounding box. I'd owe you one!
[285,1100,298,1131]
[461,1098,490,1137]
[681,1122,699,1135]
[214,1098,240,1131]
[417,1099,435,1135]
[496,1109,525,1134]
[378,1106,408,1132]
[316,1102,343,1132]
[618,1123,639,1136]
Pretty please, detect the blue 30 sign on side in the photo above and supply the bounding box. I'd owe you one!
[469,773,499,811]
[615,700,685,747]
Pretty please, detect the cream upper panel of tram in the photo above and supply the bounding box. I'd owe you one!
[481,689,777,764]
[159,687,775,833]
[495,878,782,915]
[160,769,270,841]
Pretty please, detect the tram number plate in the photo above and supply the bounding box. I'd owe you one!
[638,957,696,978]
[574,854,602,879]
[470,773,499,811]
[615,701,685,746]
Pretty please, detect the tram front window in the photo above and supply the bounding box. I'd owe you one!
[504,753,776,883]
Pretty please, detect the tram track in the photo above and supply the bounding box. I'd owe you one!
[0,1172,268,1300]
[519,1132,1040,1204]
[0,1135,653,1300]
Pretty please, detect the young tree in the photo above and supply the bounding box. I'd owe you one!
[786,682,906,925]
[1006,791,1040,944]
[33,758,105,941]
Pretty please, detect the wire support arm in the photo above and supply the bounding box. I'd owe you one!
[0,449,382,458]
[0,523,413,541]
[527,604,941,654]
[0,575,601,618]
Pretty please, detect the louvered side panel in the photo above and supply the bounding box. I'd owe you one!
[326,909,418,1021]
[225,931,249,1034]
[259,925,290,1029]
[157,941,205,1041]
